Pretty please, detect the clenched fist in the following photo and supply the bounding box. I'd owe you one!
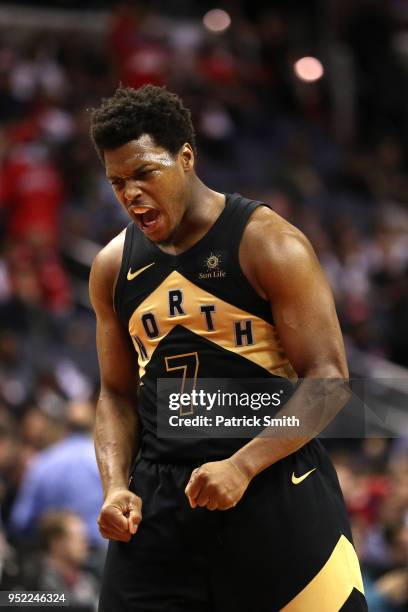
[185,459,250,511]
[98,488,142,542]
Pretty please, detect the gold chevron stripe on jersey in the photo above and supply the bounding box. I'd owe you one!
[281,534,364,612]
[128,270,297,380]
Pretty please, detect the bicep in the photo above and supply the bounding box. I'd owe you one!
[95,313,139,396]
[261,233,347,377]
[90,252,139,397]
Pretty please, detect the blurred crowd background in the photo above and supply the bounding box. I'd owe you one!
[0,0,407,610]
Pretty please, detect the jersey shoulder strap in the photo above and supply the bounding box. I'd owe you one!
[113,222,134,316]
[221,192,266,251]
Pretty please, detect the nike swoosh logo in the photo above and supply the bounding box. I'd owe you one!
[291,467,317,485]
[127,262,155,281]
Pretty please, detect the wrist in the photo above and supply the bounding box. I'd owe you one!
[228,453,257,481]
[104,481,130,498]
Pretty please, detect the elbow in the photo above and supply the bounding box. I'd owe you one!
[99,382,138,404]
[303,361,349,381]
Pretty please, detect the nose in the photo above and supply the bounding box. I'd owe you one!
[123,179,142,204]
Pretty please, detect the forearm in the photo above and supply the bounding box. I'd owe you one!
[231,375,350,479]
[94,388,139,496]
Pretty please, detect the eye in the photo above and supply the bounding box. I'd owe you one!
[111,179,124,189]
[138,168,158,179]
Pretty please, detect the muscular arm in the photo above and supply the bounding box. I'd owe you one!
[186,207,349,509]
[89,232,142,540]
[230,207,349,478]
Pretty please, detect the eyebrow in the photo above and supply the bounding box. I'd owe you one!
[106,163,153,181]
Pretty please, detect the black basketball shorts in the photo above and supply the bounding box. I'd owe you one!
[98,439,368,611]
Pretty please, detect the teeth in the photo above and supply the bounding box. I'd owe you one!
[130,206,153,214]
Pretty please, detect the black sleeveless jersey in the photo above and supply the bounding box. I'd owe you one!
[114,193,296,462]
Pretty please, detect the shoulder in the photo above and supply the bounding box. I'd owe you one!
[242,205,318,273]
[91,228,127,279]
[245,206,312,255]
[239,204,325,299]
[89,228,127,309]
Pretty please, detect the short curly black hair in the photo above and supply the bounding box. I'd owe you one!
[89,85,196,162]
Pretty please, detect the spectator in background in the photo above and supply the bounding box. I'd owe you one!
[36,511,98,611]
[0,140,64,248]
[10,401,103,547]
[0,513,19,590]
[363,520,408,612]
[334,450,408,612]
[0,400,67,529]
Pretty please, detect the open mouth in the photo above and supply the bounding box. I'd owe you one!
[129,206,161,232]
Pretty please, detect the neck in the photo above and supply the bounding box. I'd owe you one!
[159,176,225,254]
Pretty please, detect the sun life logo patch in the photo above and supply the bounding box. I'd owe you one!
[199,253,226,279]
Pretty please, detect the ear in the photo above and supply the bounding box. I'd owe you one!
[179,143,195,171]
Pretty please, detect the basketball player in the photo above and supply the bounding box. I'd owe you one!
[89,86,368,611]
